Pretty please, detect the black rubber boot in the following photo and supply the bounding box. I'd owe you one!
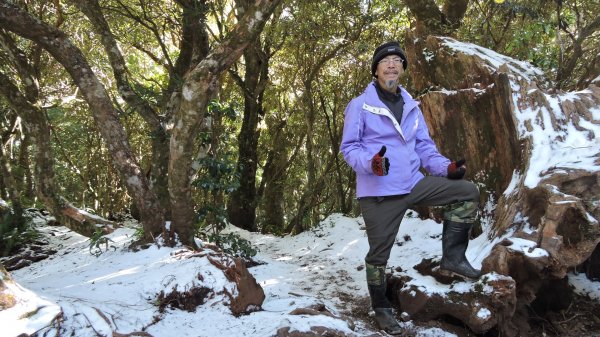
[373,308,404,335]
[440,220,481,279]
[366,263,403,335]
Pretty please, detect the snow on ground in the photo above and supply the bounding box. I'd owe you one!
[570,272,600,301]
[3,213,465,337]
[8,209,598,337]
[3,213,599,337]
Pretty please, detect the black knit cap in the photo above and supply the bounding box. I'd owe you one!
[371,41,408,76]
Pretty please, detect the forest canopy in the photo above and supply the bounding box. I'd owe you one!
[0,0,598,253]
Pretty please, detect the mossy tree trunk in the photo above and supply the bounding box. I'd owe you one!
[0,29,116,237]
[167,0,283,246]
[0,1,164,241]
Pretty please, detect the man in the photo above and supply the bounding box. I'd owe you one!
[340,41,481,334]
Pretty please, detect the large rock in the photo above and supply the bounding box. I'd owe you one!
[402,34,600,335]
[389,269,516,334]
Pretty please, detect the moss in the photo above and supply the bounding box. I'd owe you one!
[0,292,16,310]
[1,268,10,282]
[19,306,42,319]
[446,291,464,303]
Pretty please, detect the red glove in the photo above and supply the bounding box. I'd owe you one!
[372,146,390,176]
[447,159,466,179]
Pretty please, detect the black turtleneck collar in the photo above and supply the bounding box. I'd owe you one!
[374,81,402,103]
[373,81,405,124]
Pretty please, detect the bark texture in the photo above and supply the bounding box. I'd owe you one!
[168,0,282,246]
[405,33,523,197]
[398,35,600,335]
[227,28,270,232]
[71,0,172,219]
[208,256,265,316]
[259,120,292,233]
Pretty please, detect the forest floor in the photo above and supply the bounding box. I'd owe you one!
[338,290,600,337]
[3,211,600,337]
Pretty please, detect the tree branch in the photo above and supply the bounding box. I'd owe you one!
[70,0,162,131]
[0,0,164,235]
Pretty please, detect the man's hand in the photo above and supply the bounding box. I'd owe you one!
[447,159,466,179]
[372,146,390,176]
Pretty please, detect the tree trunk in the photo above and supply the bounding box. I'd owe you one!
[0,71,117,237]
[286,155,336,234]
[258,121,289,234]
[71,0,176,219]
[0,142,25,245]
[554,12,600,90]
[301,82,319,225]
[0,1,165,241]
[0,170,6,200]
[0,112,17,202]
[403,0,469,35]
[227,40,270,232]
[168,0,283,246]
[17,133,34,201]
[399,34,600,335]
[404,33,522,198]
[319,94,349,214]
[148,134,171,219]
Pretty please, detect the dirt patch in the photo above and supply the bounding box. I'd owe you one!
[336,281,600,337]
[337,292,384,336]
[526,292,600,337]
[156,286,212,312]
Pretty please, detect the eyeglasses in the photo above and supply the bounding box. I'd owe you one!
[378,57,404,65]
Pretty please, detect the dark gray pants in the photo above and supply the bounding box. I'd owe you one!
[359,176,479,266]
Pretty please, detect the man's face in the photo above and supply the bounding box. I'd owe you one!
[375,55,404,92]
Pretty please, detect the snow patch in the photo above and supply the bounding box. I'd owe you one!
[503,170,521,196]
[182,85,194,101]
[0,280,61,337]
[569,272,600,301]
[477,307,492,319]
[441,37,545,81]
[505,237,548,258]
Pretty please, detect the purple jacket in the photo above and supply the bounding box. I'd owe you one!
[340,82,450,197]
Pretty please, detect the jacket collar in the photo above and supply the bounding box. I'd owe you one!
[361,83,422,142]
[363,82,418,112]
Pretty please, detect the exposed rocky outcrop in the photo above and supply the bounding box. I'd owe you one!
[389,271,516,334]
[396,35,600,335]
